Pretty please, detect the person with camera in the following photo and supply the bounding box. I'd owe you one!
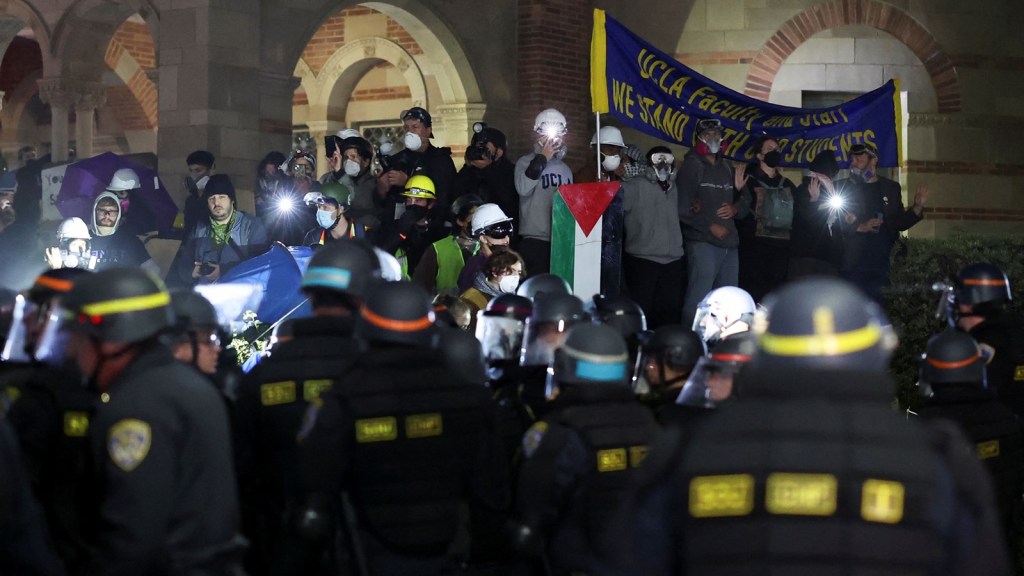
[377,107,457,223]
[452,126,518,233]
[263,151,319,247]
[333,135,382,235]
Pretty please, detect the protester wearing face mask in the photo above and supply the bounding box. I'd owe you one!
[302,182,358,247]
[574,126,628,183]
[337,136,382,234]
[457,203,515,293]
[376,107,457,229]
[836,142,929,304]
[262,150,319,247]
[459,249,525,332]
[676,118,749,325]
[452,126,519,235]
[621,146,685,328]
[183,150,215,236]
[319,129,361,187]
[734,136,796,302]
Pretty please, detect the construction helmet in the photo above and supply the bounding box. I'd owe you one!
[57,217,91,241]
[403,174,437,200]
[301,238,382,302]
[471,203,513,238]
[355,280,436,348]
[107,168,140,192]
[590,126,625,147]
[62,268,172,344]
[553,324,630,387]
[319,182,352,207]
[534,108,568,138]
[693,286,756,344]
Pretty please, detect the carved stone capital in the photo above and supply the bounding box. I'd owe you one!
[36,78,76,109]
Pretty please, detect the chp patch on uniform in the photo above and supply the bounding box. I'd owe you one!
[108,418,152,472]
[522,421,548,459]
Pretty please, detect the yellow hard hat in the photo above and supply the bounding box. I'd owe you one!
[403,174,436,200]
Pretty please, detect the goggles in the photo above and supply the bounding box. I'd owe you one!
[482,221,514,239]
[849,143,878,158]
[650,153,675,165]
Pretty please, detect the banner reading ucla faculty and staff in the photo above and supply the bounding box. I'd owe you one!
[590,10,903,167]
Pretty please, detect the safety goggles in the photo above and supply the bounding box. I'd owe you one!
[482,221,514,239]
[849,143,878,158]
[650,153,675,165]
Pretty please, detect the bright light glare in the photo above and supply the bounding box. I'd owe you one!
[275,196,296,213]
[826,194,845,211]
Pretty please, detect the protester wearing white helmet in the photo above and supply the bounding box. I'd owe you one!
[45,217,96,269]
[456,203,515,293]
[692,285,756,346]
[515,108,574,276]
[575,125,628,183]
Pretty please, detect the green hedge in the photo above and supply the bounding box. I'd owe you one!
[885,235,1024,410]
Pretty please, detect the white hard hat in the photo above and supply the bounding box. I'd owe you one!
[471,203,512,237]
[337,128,362,140]
[373,247,404,281]
[590,126,625,148]
[107,168,140,192]
[534,109,567,136]
[693,286,756,343]
[57,217,91,241]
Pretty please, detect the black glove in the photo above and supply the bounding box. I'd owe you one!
[397,205,428,235]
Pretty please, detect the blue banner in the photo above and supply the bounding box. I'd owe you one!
[592,10,902,167]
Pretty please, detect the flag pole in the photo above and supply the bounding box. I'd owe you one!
[595,112,602,182]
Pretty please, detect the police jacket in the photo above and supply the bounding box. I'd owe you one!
[516,385,657,575]
[233,316,359,534]
[89,345,243,576]
[297,346,508,558]
[6,365,97,574]
[607,364,1011,576]
[969,311,1024,417]
[916,385,1024,526]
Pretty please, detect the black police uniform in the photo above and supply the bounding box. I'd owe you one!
[297,346,509,575]
[6,365,97,575]
[968,310,1024,417]
[516,385,657,575]
[915,385,1024,529]
[608,366,1012,576]
[0,417,65,576]
[88,345,244,576]
[232,315,360,575]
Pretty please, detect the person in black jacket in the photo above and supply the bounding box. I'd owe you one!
[836,142,929,303]
[61,267,245,576]
[452,126,519,232]
[377,107,457,225]
[788,149,844,280]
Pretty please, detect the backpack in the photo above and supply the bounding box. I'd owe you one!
[754,177,793,231]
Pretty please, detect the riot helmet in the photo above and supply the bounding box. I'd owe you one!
[438,326,487,386]
[3,268,91,363]
[755,278,897,372]
[476,293,532,364]
[301,239,382,310]
[640,325,706,391]
[955,263,1011,315]
[692,286,755,344]
[520,293,585,367]
[918,329,987,396]
[516,273,571,300]
[552,324,630,389]
[61,267,173,345]
[169,289,222,374]
[355,280,436,348]
[677,333,755,408]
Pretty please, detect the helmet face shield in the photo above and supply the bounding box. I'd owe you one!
[676,355,741,408]
[1,295,30,362]
[476,314,524,362]
[692,305,722,343]
[520,319,575,367]
[31,305,73,366]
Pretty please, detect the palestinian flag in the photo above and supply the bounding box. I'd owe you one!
[550,182,622,298]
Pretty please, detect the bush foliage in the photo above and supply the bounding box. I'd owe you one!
[885,235,1024,410]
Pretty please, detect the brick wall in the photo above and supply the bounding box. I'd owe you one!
[516,0,593,169]
[0,37,41,97]
[112,21,155,70]
[301,6,424,76]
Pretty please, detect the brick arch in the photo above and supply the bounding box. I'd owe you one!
[103,19,157,130]
[744,0,962,113]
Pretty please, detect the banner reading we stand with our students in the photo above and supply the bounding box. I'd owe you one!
[590,9,903,167]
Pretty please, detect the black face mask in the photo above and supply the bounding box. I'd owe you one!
[763,150,782,169]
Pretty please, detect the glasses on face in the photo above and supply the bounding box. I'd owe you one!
[200,331,221,347]
[650,153,675,165]
[96,208,118,217]
[482,222,514,239]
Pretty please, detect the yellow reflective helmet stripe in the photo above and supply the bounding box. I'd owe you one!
[80,292,170,317]
[760,323,882,357]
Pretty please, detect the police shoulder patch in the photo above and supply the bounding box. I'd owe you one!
[108,418,151,472]
[522,421,549,459]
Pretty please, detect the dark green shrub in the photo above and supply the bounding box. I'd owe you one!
[885,235,1024,410]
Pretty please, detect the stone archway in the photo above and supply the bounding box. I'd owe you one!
[744,0,962,113]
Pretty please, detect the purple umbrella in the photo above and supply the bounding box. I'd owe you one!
[55,151,179,234]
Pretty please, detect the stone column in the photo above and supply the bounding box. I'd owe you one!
[37,78,76,163]
[258,70,302,161]
[74,85,107,160]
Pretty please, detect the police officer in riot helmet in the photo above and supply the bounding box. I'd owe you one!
[519,292,587,420]
[607,277,1011,576]
[635,325,705,419]
[953,262,1024,417]
[233,239,381,576]
[60,267,245,575]
[675,332,755,410]
[692,285,756,347]
[913,329,1024,531]
[168,289,222,377]
[477,293,532,384]
[514,323,657,575]
[516,272,571,300]
[590,294,650,392]
[294,280,508,575]
[2,268,97,574]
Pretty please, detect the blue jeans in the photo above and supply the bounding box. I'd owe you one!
[682,241,739,326]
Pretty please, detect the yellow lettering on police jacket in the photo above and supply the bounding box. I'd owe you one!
[765,473,837,516]
[406,413,443,438]
[689,474,755,518]
[63,411,90,437]
[355,417,398,443]
[977,440,1001,460]
[861,479,905,524]
[261,381,296,406]
[302,379,333,402]
[597,448,628,472]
